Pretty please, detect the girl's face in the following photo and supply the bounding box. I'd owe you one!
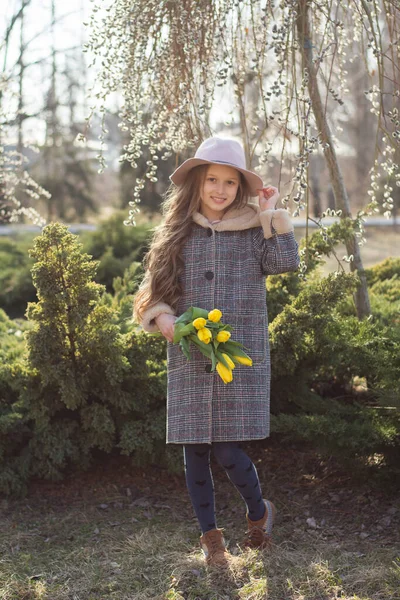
[199,164,240,220]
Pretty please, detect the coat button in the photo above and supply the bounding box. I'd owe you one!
[205,271,214,280]
[205,364,212,373]
[207,228,212,237]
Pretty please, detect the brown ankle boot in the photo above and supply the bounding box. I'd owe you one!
[200,528,231,567]
[242,499,277,550]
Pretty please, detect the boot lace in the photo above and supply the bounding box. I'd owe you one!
[244,526,272,548]
[205,530,226,558]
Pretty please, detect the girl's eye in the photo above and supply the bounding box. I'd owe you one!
[207,178,236,184]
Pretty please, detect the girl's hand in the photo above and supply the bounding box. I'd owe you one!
[257,186,280,211]
[155,313,177,343]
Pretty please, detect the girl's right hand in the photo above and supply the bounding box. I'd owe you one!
[155,313,178,343]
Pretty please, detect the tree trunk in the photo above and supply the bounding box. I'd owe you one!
[17,3,25,154]
[296,0,371,319]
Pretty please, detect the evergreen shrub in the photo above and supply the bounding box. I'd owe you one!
[0,237,37,318]
[79,210,150,292]
[0,218,399,494]
[0,223,178,496]
[267,227,400,474]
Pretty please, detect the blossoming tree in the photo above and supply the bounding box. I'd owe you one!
[86,0,399,319]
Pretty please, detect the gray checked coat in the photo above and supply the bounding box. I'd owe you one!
[139,201,300,445]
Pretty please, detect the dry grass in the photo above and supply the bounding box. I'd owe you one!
[0,447,399,600]
[1,513,398,600]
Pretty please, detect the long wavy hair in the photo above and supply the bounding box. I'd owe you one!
[133,163,252,324]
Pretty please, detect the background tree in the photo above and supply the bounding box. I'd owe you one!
[0,0,48,225]
[0,0,114,224]
[86,0,400,319]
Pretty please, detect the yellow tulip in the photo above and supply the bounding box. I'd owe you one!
[221,353,235,370]
[193,317,207,330]
[216,361,233,384]
[208,309,222,323]
[197,327,212,344]
[216,330,231,343]
[233,355,253,366]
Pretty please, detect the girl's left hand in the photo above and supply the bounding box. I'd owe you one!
[257,186,280,211]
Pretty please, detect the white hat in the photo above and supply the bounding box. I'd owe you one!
[170,137,263,196]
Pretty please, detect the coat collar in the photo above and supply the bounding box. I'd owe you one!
[192,200,262,232]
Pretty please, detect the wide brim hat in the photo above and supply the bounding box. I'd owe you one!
[169,136,263,197]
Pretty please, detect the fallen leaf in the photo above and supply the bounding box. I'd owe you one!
[306,517,317,529]
[132,498,149,507]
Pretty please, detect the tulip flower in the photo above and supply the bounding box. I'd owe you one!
[193,317,207,330]
[171,306,253,382]
[232,355,253,366]
[216,330,231,343]
[208,309,222,323]
[221,353,235,370]
[216,361,233,384]
[197,327,212,344]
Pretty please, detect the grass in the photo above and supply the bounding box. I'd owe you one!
[1,442,399,600]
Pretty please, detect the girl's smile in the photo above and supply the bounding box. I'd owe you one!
[200,164,240,220]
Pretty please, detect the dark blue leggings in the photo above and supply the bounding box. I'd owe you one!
[183,441,266,534]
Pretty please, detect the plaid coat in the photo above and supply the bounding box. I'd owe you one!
[139,201,300,445]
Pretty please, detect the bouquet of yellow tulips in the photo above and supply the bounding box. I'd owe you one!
[173,307,253,384]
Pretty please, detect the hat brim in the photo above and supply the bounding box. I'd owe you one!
[169,158,264,197]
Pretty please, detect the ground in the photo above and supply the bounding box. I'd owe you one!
[1,439,399,600]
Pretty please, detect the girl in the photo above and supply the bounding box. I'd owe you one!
[133,136,300,568]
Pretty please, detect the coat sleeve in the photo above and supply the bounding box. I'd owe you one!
[251,208,300,275]
[139,301,176,333]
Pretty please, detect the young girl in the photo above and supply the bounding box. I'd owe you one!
[133,136,300,568]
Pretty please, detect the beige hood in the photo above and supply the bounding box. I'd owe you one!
[192,200,262,232]
[192,200,294,234]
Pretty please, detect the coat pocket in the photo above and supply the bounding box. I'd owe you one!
[222,313,267,365]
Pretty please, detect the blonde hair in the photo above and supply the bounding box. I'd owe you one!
[133,164,251,325]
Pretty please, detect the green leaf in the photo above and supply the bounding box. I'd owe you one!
[188,334,213,358]
[180,337,191,360]
[179,322,196,337]
[218,324,233,332]
[215,350,231,369]
[210,348,217,371]
[174,307,193,325]
[191,307,210,319]
[219,340,244,351]
[173,322,186,343]
[219,342,252,360]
